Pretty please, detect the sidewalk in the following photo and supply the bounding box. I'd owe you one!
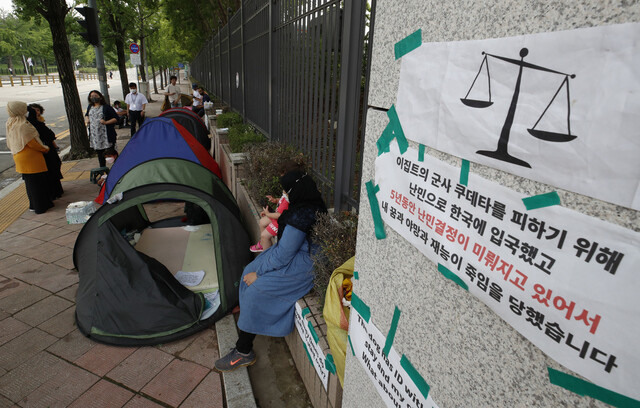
[0,95,227,407]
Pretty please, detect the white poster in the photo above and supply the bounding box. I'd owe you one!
[349,309,439,408]
[130,53,141,66]
[294,302,329,390]
[395,23,640,210]
[375,143,640,400]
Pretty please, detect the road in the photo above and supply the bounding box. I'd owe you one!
[0,68,143,180]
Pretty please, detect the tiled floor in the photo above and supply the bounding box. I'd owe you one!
[0,160,225,407]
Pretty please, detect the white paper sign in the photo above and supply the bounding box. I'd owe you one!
[294,302,329,390]
[396,23,640,210]
[349,309,439,408]
[130,53,141,66]
[375,143,640,400]
[175,270,205,287]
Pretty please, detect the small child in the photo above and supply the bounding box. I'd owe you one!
[249,159,305,253]
[96,148,118,187]
[250,191,289,252]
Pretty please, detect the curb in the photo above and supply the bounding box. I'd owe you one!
[0,146,71,200]
[215,314,257,408]
[0,178,23,201]
[0,146,71,201]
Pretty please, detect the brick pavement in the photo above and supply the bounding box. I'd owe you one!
[0,96,228,407]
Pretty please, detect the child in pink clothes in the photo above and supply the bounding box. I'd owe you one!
[250,192,289,252]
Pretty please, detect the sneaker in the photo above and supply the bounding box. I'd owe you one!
[214,348,256,372]
[249,242,263,253]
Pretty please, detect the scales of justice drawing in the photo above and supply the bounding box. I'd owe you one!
[461,47,576,168]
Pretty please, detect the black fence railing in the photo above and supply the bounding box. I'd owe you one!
[192,0,374,211]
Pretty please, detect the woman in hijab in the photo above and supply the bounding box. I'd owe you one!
[5,101,53,214]
[85,90,118,167]
[27,104,63,200]
[214,170,327,372]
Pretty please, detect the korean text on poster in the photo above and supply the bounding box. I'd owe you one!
[375,143,640,400]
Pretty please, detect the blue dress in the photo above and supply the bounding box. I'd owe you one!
[237,226,316,337]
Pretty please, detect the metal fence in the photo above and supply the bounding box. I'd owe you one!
[191,0,374,211]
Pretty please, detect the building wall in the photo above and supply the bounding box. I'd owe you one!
[343,1,640,407]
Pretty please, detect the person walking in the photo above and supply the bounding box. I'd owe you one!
[164,75,181,108]
[5,101,53,214]
[27,104,63,200]
[125,82,148,136]
[85,90,118,167]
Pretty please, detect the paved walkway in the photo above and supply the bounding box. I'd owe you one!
[0,90,227,407]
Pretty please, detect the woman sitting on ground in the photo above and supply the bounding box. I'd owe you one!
[215,169,327,371]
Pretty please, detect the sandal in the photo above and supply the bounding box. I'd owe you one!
[249,242,264,253]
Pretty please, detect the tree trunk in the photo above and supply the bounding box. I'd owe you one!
[216,0,227,25]
[139,36,147,82]
[46,0,90,156]
[115,36,129,100]
[151,64,158,94]
[8,55,14,76]
[159,66,164,90]
[41,57,49,76]
[105,11,130,100]
[191,0,212,33]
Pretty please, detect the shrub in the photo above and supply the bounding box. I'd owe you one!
[311,211,359,301]
[244,142,306,205]
[216,112,243,128]
[228,124,266,153]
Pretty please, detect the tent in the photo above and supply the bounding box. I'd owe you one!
[96,117,220,204]
[75,118,251,346]
[160,107,211,151]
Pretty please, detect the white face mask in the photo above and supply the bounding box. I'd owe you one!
[105,157,115,165]
[130,89,137,94]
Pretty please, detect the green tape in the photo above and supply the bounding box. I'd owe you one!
[522,191,561,210]
[387,105,408,154]
[400,355,430,400]
[418,144,426,162]
[365,180,386,240]
[394,29,422,60]
[548,367,640,407]
[303,342,314,367]
[348,334,356,356]
[351,292,371,323]
[460,159,470,186]
[437,263,469,291]
[382,306,402,357]
[325,354,337,374]
[301,307,310,318]
[353,271,359,280]
[308,321,319,343]
[377,124,394,156]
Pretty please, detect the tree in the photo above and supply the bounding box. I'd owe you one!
[13,0,90,157]
[0,13,22,74]
[161,0,237,57]
[125,0,160,84]
[97,0,136,99]
[146,16,188,93]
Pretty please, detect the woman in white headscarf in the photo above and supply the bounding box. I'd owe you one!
[5,101,53,214]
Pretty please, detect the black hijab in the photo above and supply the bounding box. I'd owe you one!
[277,170,327,241]
[26,107,56,146]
